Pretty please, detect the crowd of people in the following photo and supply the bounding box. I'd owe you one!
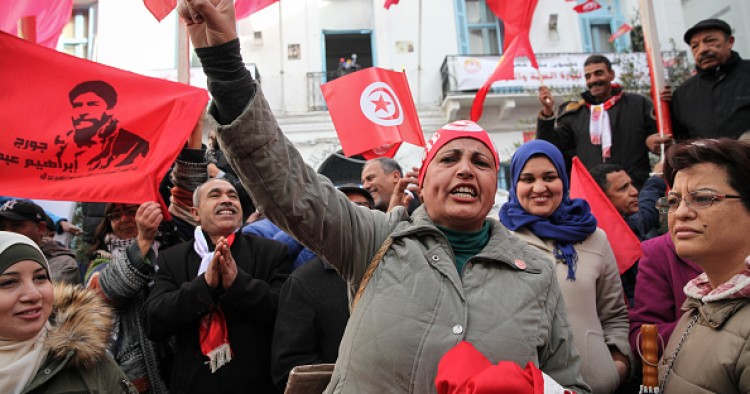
[1,2,749,393]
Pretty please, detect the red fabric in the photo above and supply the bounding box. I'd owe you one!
[384,0,400,9]
[569,157,642,274]
[143,0,176,21]
[471,0,539,121]
[0,0,73,48]
[235,0,279,19]
[199,232,236,363]
[0,31,208,205]
[435,341,545,394]
[321,67,424,159]
[573,0,601,13]
[608,23,632,42]
[418,120,499,187]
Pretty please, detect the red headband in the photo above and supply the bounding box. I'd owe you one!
[418,120,499,187]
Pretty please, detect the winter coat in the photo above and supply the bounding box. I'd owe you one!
[628,234,702,356]
[513,228,631,394]
[22,285,136,394]
[671,51,750,141]
[536,91,656,190]
[144,234,291,394]
[658,297,750,393]
[271,257,349,391]
[210,86,590,394]
[40,238,81,285]
[86,242,169,393]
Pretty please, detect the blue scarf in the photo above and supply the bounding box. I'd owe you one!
[499,140,597,280]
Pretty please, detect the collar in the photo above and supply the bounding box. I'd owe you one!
[696,51,741,78]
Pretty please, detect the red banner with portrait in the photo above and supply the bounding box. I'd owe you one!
[0,31,209,204]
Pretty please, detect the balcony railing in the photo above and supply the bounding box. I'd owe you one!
[307,70,362,111]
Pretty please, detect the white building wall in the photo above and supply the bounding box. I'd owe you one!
[90,0,724,168]
[681,0,750,59]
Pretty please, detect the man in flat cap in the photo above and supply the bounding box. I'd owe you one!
[667,19,750,140]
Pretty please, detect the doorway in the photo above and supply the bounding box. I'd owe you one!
[323,31,373,81]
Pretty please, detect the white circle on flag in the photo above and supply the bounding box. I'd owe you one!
[360,82,404,126]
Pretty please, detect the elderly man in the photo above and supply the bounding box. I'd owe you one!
[145,178,291,393]
[668,19,750,140]
[537,54,669,190]
[0,199,81,284]
[361,157,419,213]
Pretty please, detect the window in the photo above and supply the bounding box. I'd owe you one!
[60,5,96,59]
[455,0,501,55]
[578,0,629,53]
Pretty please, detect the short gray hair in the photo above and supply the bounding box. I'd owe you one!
[192,178,234,207]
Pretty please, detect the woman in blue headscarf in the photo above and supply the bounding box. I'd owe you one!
[500,140,632,394]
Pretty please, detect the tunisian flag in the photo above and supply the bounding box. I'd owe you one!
[0,0,73,48]
[321,67,425,159]
[0,31,208,204]
[471,0,539,121]
[570,157,642,274]
[573,0,602,13]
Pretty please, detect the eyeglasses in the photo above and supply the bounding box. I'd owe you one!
[656,191,743,214]
[107,206,138,221]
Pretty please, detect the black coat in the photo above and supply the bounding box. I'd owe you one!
[672,51,750,140]
[271,257,349,392]
[145,234,291,394]
[537,91,656,190]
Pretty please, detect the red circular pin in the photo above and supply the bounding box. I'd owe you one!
[514,259,526,270]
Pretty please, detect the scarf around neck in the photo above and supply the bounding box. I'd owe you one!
[0,324,49,394]
[684,255,750,303]
[583,84,623,160]
[500,140,597,280]
[193,226,236,373]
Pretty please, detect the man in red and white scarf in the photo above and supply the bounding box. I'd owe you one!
[145,178,291,393]
[536,54,671,190]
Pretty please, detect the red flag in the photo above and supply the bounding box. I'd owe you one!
[0,0,73,48]
[235,0,280,19]
[608,23,633,42]
[320,67,425,159]
[573,0,602,13]
[570,157,642,274]
[384,0,400,9]
[143,0,176,21]
[0,31,208,205]
[471,0,539,121]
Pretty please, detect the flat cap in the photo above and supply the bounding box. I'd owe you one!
[684,19,732,44]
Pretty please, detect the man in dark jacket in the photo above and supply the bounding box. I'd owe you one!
[537,54,670,190]
[669,19,750,140]
[270,185,373,391]
[145,178,291,393]
[589,163,667,308]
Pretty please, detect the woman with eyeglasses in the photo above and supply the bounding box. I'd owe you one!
[83,202,172,394]
[499,140,632,393]
[657,138,750,393]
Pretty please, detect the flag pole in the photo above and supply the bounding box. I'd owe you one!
[416,0,423,108]
[177,20,190,85]
[278,1,286,114]
[639,0,671,159]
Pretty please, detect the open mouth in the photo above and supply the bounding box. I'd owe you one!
[216,208,237,216]
[16,307,42,319]
[451,186,477,199]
